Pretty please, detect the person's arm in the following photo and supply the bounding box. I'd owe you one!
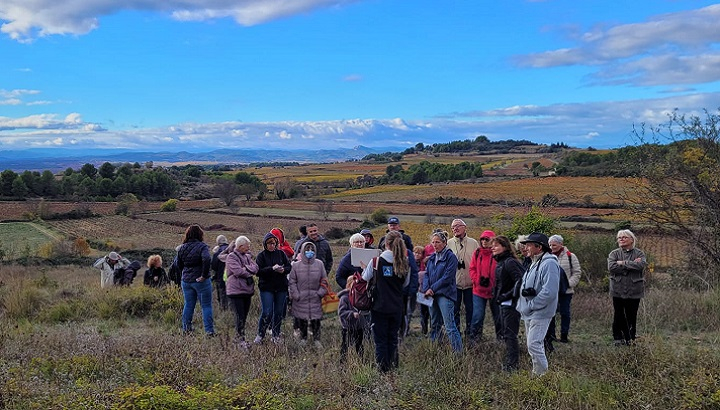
[431,253,458,293]
[406,250,419,294]
[361,258,375,282]
[256,253,274,277]
[324,242,333,275]
[336,253,352,290]
[568,253,582,288]
[93,257,105,269]
[226,253,247,278]
[318,265,329,298]
[529,261,560,311]
[607,249,625,275]
[625,249,647,272]
[497,259,524,302]
[244,253,259,275]
[280,252,292,275]
[200,246,211,279]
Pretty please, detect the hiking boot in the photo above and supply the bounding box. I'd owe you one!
[559,334,569,343]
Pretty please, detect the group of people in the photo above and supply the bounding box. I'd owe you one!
[94,215,647,376]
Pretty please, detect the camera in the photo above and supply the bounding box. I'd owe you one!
[457,260,466,270]
[479,276,490,287]
[521,287,537,297]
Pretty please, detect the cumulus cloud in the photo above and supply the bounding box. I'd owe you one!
[0,0,361,42]
[516,4,720,86]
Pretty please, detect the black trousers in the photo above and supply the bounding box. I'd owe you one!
[228,294,251,339]
[612,297,640,342]
[297,319,321,340]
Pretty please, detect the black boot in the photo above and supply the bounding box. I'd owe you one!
[559,333,569,343]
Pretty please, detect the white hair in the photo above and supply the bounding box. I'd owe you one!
[349,233,366,245]
[616,229,638,248]
[235,236,251,247]
[548,234,564,245]
[515,235,528,249]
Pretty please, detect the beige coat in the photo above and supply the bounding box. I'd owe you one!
[447,236,479,290]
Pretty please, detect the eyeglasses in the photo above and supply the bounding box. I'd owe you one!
[451,225,464,230]
[617,236,630,240]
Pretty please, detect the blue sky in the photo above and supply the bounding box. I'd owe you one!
[1,0,720,153]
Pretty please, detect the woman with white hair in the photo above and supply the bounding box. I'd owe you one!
[225,236,259,348]
[608,229,647,346]
[547,234,582,343]
[335,233,367,290]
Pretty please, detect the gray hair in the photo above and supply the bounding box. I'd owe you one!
[616,229,638,248]
[548,234,564,245]
[349,233,366,245]
[235,236,251,247]
[216,235,228,245]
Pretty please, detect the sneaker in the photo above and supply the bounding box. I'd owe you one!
[293,329,301,339]
[238,340,250,350]
[253,335,263,344]
[297,339,307,347]
[613,339,625,346]
[271,336,283,345]
[314,340,323,350]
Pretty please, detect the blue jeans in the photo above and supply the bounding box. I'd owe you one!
[371,311,402,372]
[181,279,214,334]
[429,295,463,352]
[547,293,573,339]
[258,290,288,338]
[453,288,474,335]
[470,295,501,340]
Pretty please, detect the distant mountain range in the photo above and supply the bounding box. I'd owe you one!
[0,146,394,172]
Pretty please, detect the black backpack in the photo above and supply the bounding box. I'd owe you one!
[558,252,574,295]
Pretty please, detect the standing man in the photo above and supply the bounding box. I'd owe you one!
[93,251,131,289]
[516,232,560,377]
[447,219,479,338]
[377,216,413,251]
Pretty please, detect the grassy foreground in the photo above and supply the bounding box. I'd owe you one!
[1,264,720,409]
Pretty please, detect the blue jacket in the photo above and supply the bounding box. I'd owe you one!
[422,247,458,301]
[516,252,560,320]
[177,239,211,283]
[336,250,361,290]
[404,249,420,296]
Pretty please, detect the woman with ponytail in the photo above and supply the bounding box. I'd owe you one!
[361,231,410,372]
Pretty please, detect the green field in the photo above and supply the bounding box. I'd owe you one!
[0,222,60,258]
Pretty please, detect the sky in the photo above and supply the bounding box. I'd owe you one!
[1,0,720,154]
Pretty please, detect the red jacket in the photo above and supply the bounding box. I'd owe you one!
[271,228,295,259]
[469,247,497,299]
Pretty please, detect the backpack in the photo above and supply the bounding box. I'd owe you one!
[349,257,378,311]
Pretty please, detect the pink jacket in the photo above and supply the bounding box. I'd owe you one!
[469,247,497,299]
[225,249,259,296]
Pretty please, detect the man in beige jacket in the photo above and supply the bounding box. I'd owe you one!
[447,218,479,337]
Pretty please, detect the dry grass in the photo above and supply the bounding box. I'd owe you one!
[1,264,719,409]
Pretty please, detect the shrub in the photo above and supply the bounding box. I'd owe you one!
[505,206,558,240]
[160,199,179,212]
[370,208,389,225]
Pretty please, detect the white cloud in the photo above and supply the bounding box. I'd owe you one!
[343,74,363,82]
[2,93,719,151]
[516,4,720,86]
[0,0,361,42]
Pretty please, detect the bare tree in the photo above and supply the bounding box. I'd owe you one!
[619,109,720,289]
[214,179,241,206]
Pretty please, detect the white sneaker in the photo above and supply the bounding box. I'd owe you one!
[253,335,263,344]
[293,329,301,339]
[314,340,323,350]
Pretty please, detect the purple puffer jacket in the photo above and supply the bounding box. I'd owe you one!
[288,243,327,321]
[225,249,259,296]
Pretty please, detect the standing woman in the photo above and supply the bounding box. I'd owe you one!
[491,236,524,372]
[289,242,327,348]
[468,230,500,342]
[177,224,214,336]
[254,232,292,344]
[362,231,410,371]
[225,236,259,348]
[422,230,463,353]
[608,229,647,346]
[336,233,366,290]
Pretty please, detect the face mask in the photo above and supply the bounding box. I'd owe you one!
[304,251,315,259]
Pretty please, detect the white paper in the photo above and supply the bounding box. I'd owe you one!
[416,292,433,307]
[350,247,381,267]
[500,299,512,306]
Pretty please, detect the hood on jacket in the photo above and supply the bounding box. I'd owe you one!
[270,228,286,244]
[338,288,350,298]
[480,230,496,240]
[299,242,317,263]
[262,232,279,252]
